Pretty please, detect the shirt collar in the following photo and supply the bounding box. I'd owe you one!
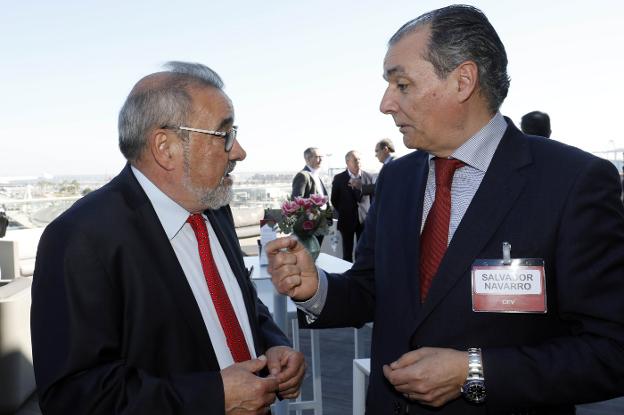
[348,169,361,179]
[131,165,193,240]
[306,165,320,175]
[429,112,507,172]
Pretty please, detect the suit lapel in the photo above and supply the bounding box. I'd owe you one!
[121,166,217,365]
[413,125,533,328]
[396,154,429,319]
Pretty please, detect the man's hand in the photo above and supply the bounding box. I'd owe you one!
[382,347,468,407]
[348,177,363,190]
[264,346,306,399]
[221,357,279,414]
[266,237,319,301]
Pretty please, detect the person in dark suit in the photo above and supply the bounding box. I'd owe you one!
[31,62,305,415]
[267,5,624,414]
[291,147,329,246]
[521,111,551,138]
[331,150,373,262]
[374,138,396,166]
[352,138,397,198]
[291,147,328,199]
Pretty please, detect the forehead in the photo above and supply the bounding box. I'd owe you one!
[383,26,431,79]
[189,86,234,126]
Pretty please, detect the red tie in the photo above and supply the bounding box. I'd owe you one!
[419,158,465,302]
[187,214,251,362]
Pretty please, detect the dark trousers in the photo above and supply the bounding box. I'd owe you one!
[340,222,364,262]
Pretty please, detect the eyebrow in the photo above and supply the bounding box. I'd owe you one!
[383,65,407,80]
[216,116,234,131]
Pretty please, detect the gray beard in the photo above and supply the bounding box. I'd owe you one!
[182,145,235,210]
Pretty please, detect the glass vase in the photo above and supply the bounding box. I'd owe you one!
[295,234,321,262]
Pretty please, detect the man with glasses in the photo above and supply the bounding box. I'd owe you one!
[31,61,305,415]
[291,147,329,245]
[291,147,328,200]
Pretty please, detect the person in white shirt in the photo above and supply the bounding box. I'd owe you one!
[331,151,374,261]
[31,61,305,415]
[291,147,330,245]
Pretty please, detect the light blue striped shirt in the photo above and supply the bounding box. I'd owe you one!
[423,112,508,243]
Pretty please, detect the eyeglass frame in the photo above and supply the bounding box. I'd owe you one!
[164,125,237,152]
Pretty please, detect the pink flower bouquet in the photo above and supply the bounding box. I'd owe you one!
[278,194,332,238]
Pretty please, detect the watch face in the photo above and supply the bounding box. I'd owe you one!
[463,380,486,403]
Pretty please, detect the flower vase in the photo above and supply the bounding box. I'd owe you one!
[296,234,321,262]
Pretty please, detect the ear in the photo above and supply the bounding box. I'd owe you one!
[149,128,180,171]
[455,61,478,103]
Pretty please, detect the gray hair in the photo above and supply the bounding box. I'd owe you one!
[303,147,319,162]
[376,138,395,153]
[118,61,224,161]
[389,4,510,113]
[345,150,359,162]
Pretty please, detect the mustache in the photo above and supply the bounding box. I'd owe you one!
[225,161,236,175]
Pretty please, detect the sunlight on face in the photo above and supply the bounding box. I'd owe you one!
[380,26,460,157]
[181,140,235,210]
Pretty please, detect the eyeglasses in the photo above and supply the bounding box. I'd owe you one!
[166,125,237,152]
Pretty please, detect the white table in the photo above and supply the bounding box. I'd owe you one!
[243,253,352,415]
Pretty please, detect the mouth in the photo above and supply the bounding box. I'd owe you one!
[219,162,236,186]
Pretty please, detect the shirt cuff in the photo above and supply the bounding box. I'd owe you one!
[294,267,328,323]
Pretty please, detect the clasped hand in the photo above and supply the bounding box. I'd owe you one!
[222,346,305,414]
[383,347,468,407]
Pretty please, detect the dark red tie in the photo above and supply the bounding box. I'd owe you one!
[187,214,251,362]
[419,158,465,302]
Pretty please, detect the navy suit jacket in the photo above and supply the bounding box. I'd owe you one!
[331,169,374,233]
[305,120,624,414]
[31,165,289,414]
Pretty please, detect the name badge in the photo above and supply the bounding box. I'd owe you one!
[471,243,547,313]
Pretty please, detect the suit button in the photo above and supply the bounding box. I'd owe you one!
[393,401,401,414]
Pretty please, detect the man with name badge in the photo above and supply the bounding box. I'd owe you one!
[266,5,624,414]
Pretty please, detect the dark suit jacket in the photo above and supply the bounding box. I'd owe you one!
[304,120,624,414]
[291,166,328,199]
[331,169,374,233]
[361,156,395,196]
[31,165,289,414]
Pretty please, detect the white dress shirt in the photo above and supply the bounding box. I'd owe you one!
[307,166,326,196]
[131,166,257,368]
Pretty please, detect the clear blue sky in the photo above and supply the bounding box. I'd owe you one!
[2,0,623,177]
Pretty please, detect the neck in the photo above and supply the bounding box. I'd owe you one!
[133,161,198,213]
[434,106,496,158]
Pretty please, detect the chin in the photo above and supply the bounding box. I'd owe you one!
[402,135,419,150]
[222,175,233,186]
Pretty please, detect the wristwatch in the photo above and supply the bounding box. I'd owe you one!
[461,347,486,403]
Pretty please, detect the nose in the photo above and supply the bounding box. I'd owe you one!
[379,87,397,114]
[229,138,246,161]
